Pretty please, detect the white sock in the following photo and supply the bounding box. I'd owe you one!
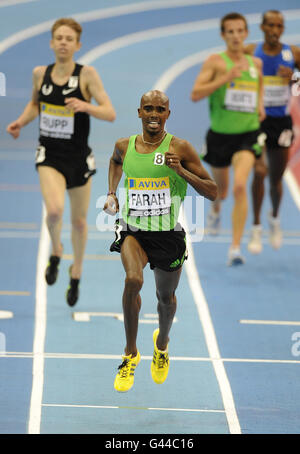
[252,224,262,231]
[229,246,240,254]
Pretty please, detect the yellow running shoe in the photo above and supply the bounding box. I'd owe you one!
[114,351,141,392]
[151,329,169,384]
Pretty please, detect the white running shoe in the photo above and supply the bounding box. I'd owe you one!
[206,209,221,235]
[268,214,282,249]
[227,247,245,266]
[248,225,263,255]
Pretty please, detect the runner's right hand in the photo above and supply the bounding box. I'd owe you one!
[6,121,21,139]
[227,63,244,81]
[104,194,119,215]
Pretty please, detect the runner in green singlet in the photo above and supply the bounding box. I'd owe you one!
[103,90,217,392]
[191,12,266,266]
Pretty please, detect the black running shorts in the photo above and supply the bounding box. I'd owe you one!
[110,218,187,272]
[35,144,96,189]
[261,115,293,149]
[203,128,262,168]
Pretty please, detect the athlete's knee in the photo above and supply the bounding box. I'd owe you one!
[214,180,228,200]
[269,178,283,192]
[124,272,143,294]
[253,162,268,179]
[156,288,176,306]
[233,182,247,200]
[218,188,228,201]
[71,217,87,233]
[47,206,63,225]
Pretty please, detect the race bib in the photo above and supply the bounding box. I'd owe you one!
[225,80,257,113]
[40,102,74,139]
[263,76,289,107]
[128,176,171,217]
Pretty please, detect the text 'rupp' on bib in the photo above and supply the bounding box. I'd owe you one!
[40,102,74,139]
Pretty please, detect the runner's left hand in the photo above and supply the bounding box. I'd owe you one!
[65,97,88,113]
[104,194,119,215]
[277,65,293,79]
[165,152,181,173]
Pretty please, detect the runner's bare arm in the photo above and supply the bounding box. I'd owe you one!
[6,66,42,138]
[190,54,243,101]
[165,139,217,201]
[65,66,116,121]
[254,57,266,122]
[104,138,128,214]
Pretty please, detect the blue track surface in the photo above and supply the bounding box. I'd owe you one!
[1,0,300,435]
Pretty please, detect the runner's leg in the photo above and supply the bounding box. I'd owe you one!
[251,152,268,225]
[267,147,289,218]
[231,150,255,248]
[68,178,92,279]
[120,235,148,356]
[210,166,230,213]
[153,267,182,351]
[38,166,65,257]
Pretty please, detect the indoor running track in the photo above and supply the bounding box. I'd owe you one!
[1,0,300,435]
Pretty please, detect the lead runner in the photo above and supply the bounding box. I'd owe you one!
[104,89,217,392]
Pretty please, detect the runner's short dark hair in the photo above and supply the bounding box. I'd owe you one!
[220,12,248,33]
[261,10,283,25]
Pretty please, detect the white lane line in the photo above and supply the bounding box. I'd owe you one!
[240,319,300,326]
[179,211,242,434]
[42,403,225,414]
[72,311,177,323]
[3,231,300,242]
[284,168,300,210]
[81,17,300,65]
[200,229,300,237]
[28,204,49,434]
[2,352,211,360]
[0,0,245,55]
[0,0,38,7]
[0,231,111,239]
[201,236,300,245]
[2,5,300,58]
[63,254,120,261]
[154,33,300,91]
[79,21,223,64]
[79,22,300,65]
[0,311,13,319]
[2,352,300,364]
[73,0,246,23]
